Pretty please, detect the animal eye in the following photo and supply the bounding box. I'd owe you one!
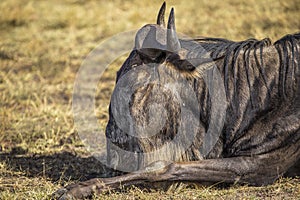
[167,53,196,72]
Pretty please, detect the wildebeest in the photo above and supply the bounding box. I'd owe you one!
[54,2,300,199]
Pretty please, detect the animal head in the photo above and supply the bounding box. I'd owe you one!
[107,3,209,166]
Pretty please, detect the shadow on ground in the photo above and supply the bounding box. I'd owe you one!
[0,150,117,183]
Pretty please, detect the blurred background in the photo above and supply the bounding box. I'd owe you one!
[0,0,299,199]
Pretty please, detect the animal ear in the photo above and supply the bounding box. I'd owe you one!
[157,2,166,27]
[167,8,181,52]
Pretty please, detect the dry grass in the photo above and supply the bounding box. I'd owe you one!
[0,0,299,199]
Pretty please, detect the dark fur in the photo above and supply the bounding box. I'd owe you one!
[106,33,300,165]
[53,6,300,200]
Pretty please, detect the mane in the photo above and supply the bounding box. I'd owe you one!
[191,33,300,101]
[274,33,300,99]
[187,33,300,149]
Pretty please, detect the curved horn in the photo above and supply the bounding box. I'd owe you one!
[157,2,166,27]
[167,8,181,52]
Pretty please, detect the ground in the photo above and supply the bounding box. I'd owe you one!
[0,0,299,199]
